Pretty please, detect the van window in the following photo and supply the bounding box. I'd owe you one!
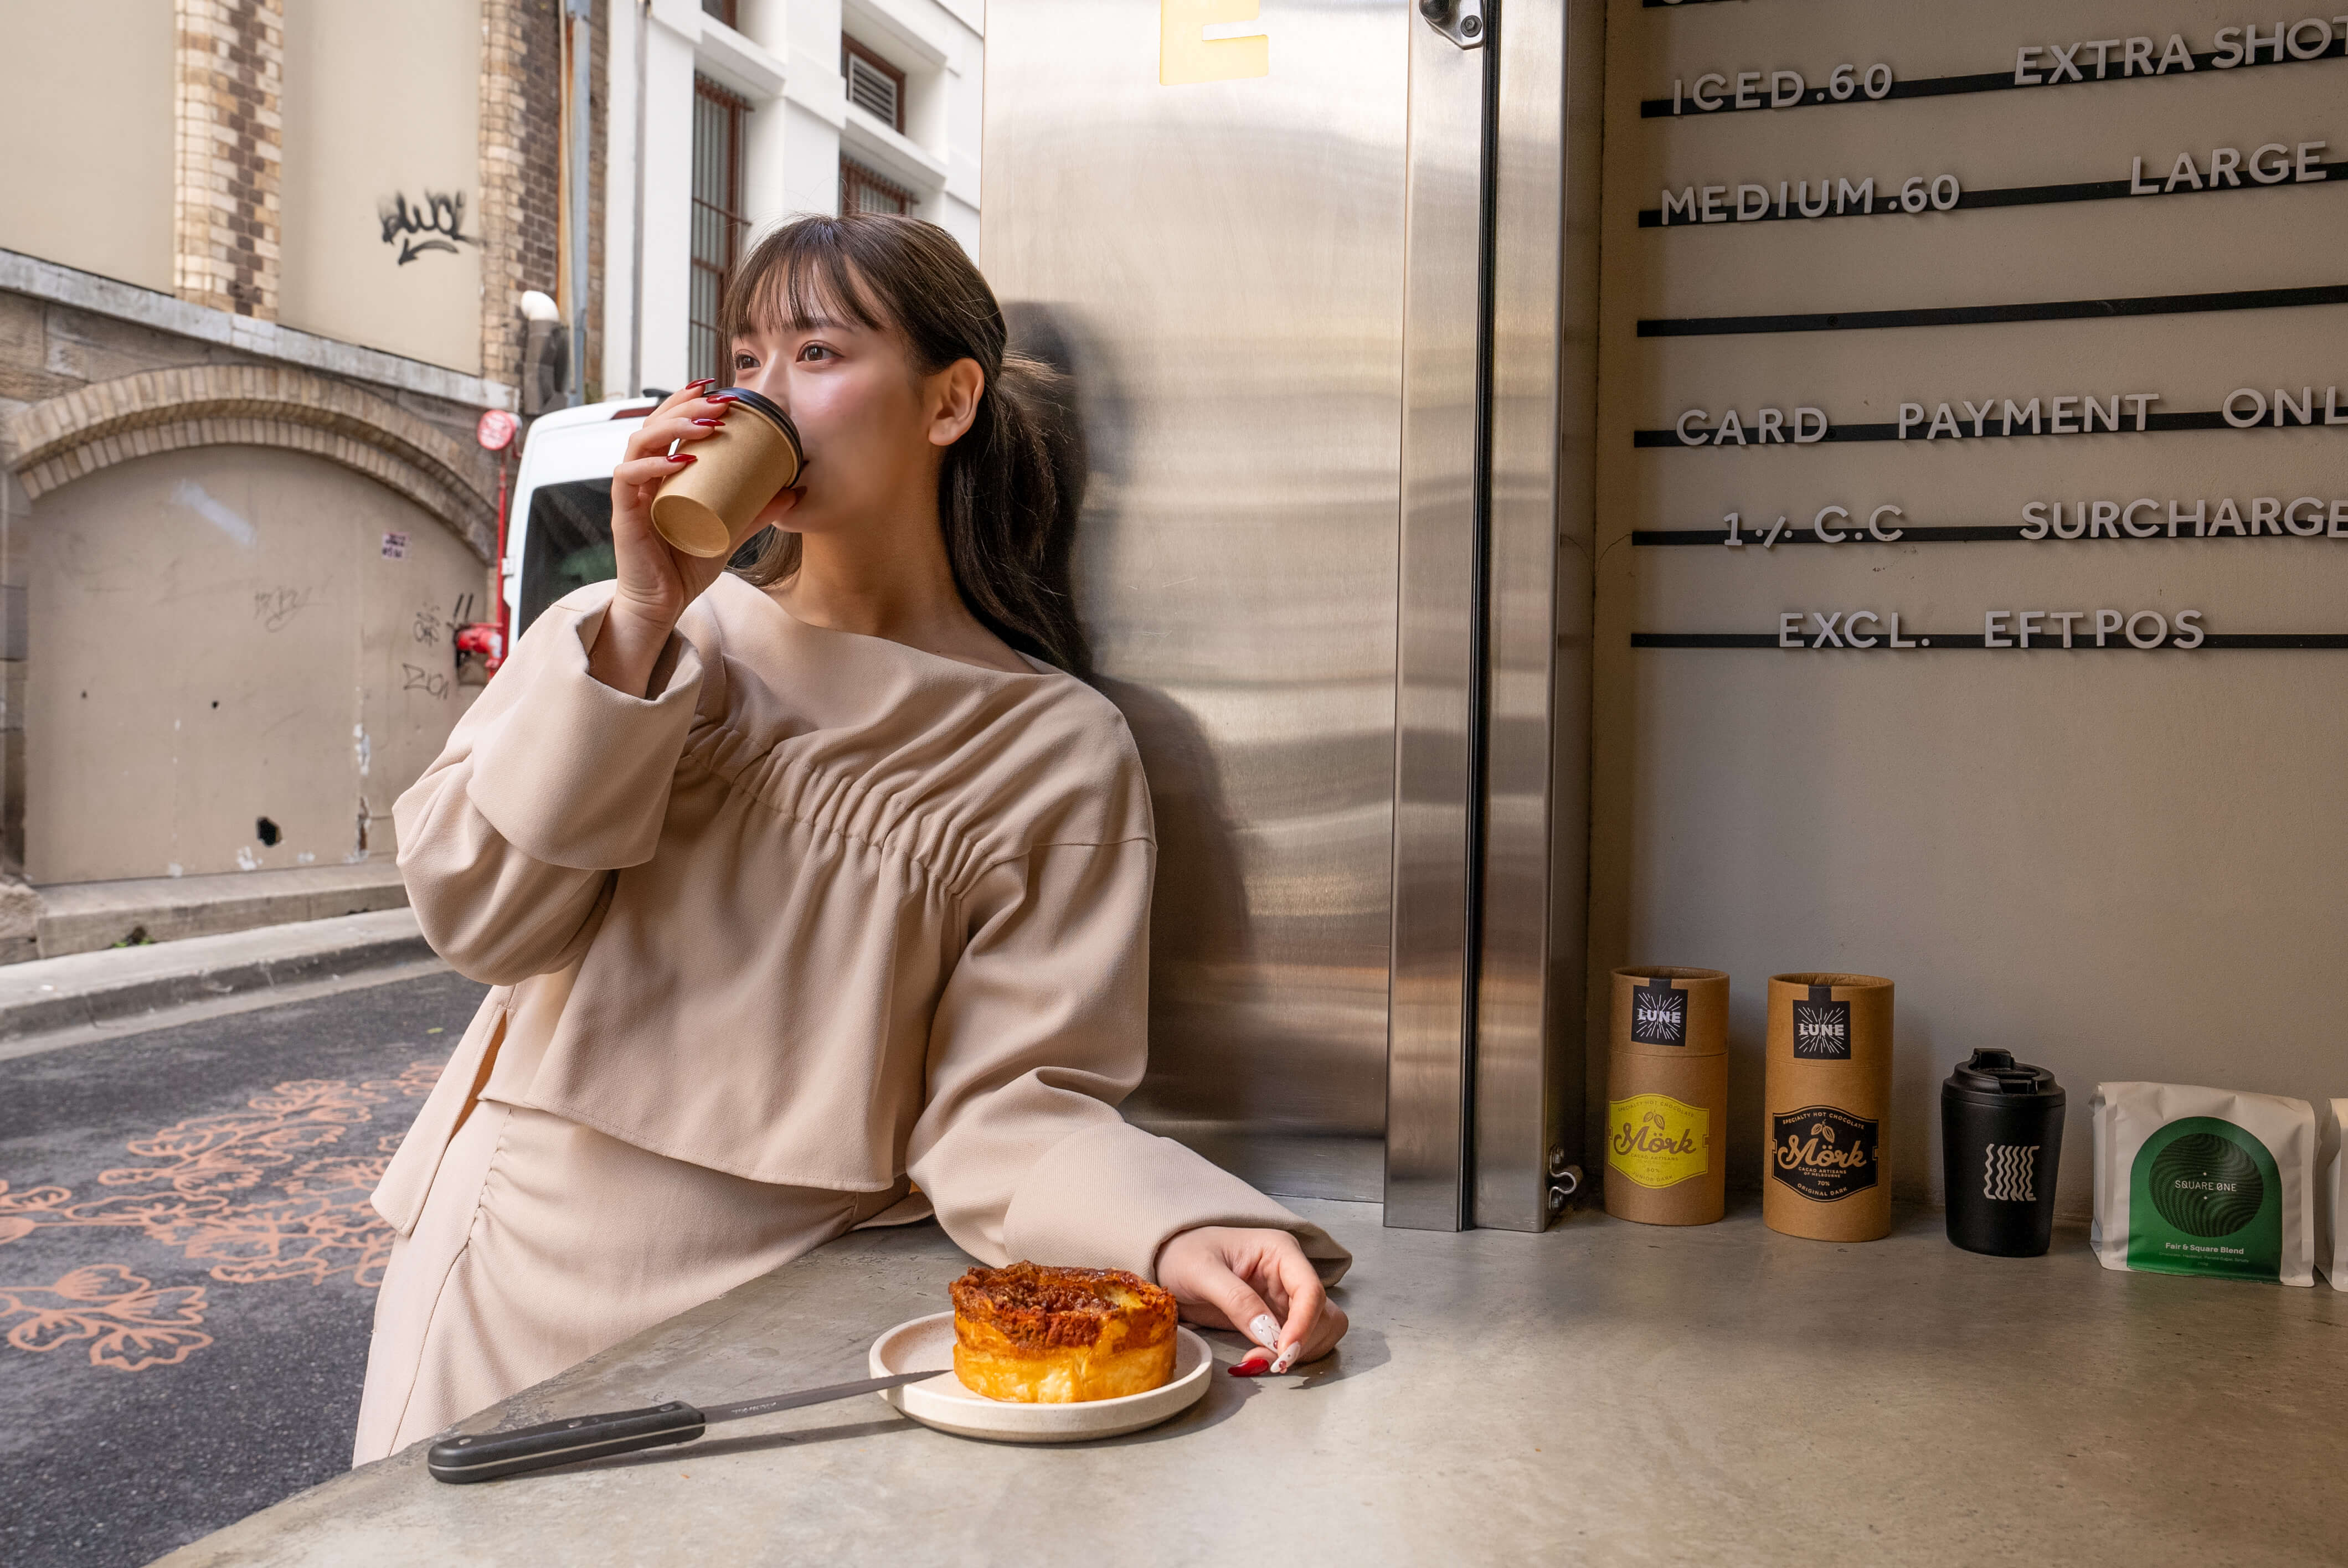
[518,479,616,635]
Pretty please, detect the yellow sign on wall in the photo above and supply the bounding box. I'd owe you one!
[1161,0,1268,85]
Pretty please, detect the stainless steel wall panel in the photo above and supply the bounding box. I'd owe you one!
[1471,0,1566,1232]
[1548,0,1604,1221]
[1470,0,1600,1232]
[982,1,1413,1200]
[1384,14,1491,1231]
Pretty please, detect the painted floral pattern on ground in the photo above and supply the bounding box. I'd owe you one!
[0,1265,212,1371]
[0,1060,441,1370]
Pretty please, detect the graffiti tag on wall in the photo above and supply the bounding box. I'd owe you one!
[253,585,313,632]
[411,595,473,648]
[400,664,451,700]
[378,191,475,265]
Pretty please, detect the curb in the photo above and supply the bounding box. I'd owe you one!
[30,863,411,960]
[0,909,436,1041]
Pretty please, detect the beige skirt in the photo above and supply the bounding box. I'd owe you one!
[352,1097,899,1464]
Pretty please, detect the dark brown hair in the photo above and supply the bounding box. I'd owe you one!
[717,214,1085,673]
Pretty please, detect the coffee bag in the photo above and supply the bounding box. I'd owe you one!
[2090,1082,2316,1287]
[2321,1098,2346,1292]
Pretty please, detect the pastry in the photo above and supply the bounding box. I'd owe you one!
[949,1261,1177,1402]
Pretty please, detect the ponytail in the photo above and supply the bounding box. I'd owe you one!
[719,215,1088,674]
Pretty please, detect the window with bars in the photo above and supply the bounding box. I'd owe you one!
[840,159,914,218]
[842,38,905,132]
[688,76,748,385]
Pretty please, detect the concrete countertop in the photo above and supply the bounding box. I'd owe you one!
[160,1199,2346,1566]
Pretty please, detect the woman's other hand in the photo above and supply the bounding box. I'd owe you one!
[1156,1226,1348,1375]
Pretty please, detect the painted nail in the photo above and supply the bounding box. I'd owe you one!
[690,417,723,427]
[1247,1314,1281,1350]
[707,390,742,404]
[1228,1349,1273,1378]
[683,377,715,390]
[667,452,697,465]
[1269,1344,1301,1375]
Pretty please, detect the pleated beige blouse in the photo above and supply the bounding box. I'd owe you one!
[372,573,1346,1342]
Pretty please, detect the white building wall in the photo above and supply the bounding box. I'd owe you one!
[600,1,645,398]
[779,100,847,223]
[601,0,984,399]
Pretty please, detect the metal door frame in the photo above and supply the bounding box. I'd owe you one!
[1386,0,1595,1231]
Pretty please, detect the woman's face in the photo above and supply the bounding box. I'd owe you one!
[727,288,980,541]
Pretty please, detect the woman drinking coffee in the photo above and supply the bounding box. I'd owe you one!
[353,214,1350,1461]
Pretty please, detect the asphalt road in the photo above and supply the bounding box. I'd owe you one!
[0,969,488,1568]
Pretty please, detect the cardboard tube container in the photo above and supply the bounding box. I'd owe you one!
[649,388,804,558]
[1764,971,1894,1241]
[1604,966,1728,1225]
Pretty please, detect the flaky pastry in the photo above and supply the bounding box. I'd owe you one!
[949,1261,1177,1403]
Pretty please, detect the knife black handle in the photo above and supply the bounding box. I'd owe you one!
[428,1400,707,1484]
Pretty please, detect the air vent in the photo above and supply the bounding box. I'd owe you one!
[843,41,903,131]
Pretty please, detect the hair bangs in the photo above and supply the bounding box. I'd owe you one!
[720,220,887,353]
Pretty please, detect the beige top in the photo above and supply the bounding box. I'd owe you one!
[373,575,1348,1284]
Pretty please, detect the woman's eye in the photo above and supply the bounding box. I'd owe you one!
[799,344,835,363]
[732,354,758,372]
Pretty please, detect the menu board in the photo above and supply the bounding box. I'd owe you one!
[1586,0,2347,1207]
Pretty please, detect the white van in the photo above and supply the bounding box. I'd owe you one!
[500,393,661,642]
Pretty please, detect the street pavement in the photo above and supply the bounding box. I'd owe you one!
[0,969,487,1568]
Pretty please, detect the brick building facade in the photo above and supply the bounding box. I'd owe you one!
[0,0,593,957]
[0,0,985,958]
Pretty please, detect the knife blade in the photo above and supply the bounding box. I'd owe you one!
[426,1368,946,1483]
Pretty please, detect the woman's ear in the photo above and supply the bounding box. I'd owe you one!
[927,358,985,448]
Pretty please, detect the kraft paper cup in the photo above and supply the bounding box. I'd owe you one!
[1763,971,1894,1242]
[649,387,804,558]
[1605,966,1729,1226]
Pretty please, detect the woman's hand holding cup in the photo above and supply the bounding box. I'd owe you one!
[590,381,799,695]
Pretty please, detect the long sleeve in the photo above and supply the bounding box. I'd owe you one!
[393,585,708,985]
[907,838,1352,1286]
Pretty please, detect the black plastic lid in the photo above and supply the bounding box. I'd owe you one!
[717,385,802,448]
[1943,1048,2064,1102]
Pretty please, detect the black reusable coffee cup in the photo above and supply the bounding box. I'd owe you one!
[1940,1050,2066,1257]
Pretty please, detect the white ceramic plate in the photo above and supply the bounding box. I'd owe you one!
[868,1312,1211,1443]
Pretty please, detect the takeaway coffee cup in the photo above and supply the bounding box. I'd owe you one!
[1940,1049,2065,1257]
[649,387,804,558]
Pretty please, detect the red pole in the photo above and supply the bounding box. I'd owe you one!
[490,446,512,671]
[459,408,520,680]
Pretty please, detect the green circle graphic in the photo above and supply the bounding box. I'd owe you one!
[2146,1131,2265,1236]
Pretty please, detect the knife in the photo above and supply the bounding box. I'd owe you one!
[426,1369,944,1483]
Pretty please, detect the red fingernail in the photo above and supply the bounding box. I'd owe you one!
[668,452,697,464]
[707,391,741,404]
[691,417,723,427]
[684,377,715,390]
[1229,1350,1272,1378]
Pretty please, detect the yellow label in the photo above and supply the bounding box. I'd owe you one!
[1161,0,1269,85]
[1607,1094,1710,1189]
